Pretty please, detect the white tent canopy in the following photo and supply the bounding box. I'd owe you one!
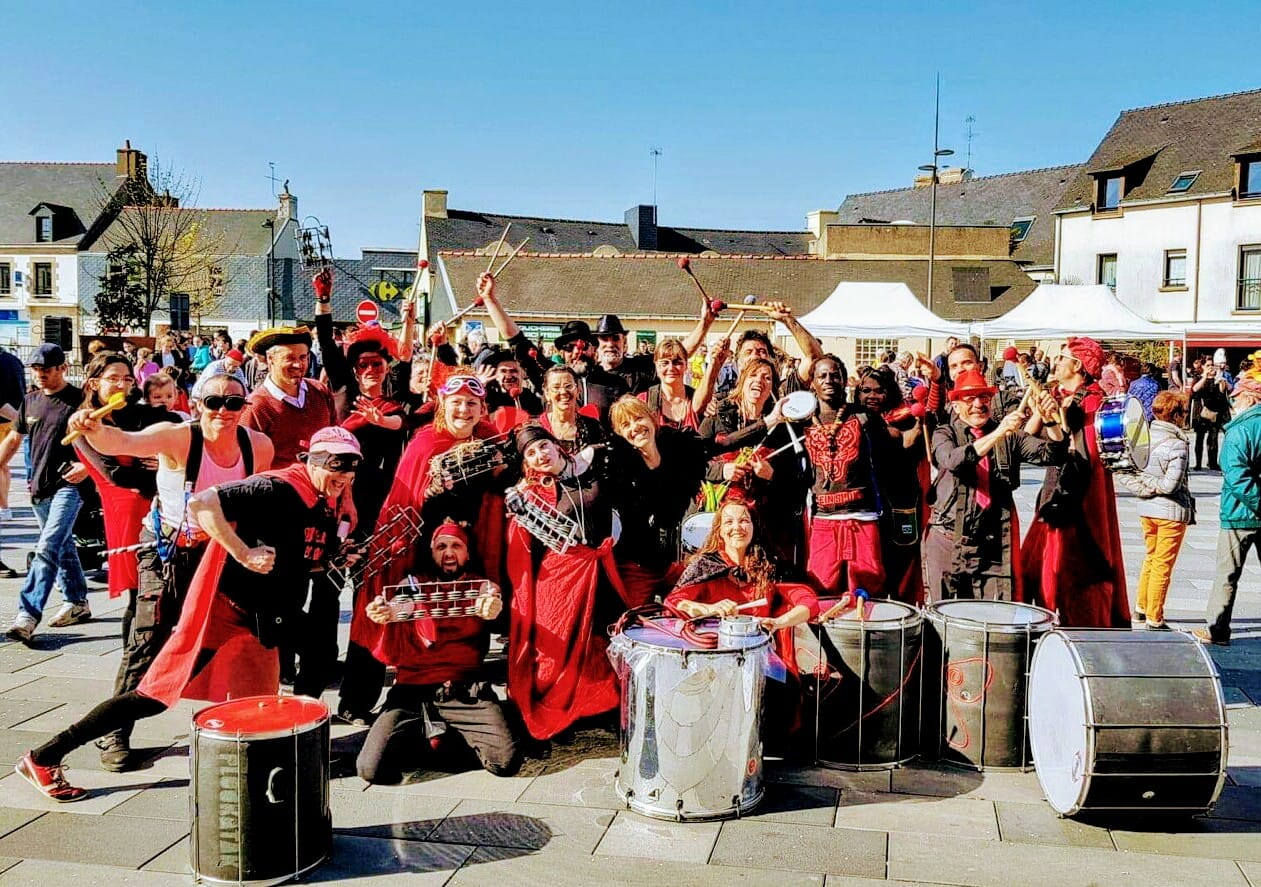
[782,282,970,340]
[978,284,1178,340]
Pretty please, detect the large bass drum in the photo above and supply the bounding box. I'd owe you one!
[608,617,770,821]
[191,695,331,886]
[796,599,922,770]
[1029,630,1228,817]
[922,600,1056,771]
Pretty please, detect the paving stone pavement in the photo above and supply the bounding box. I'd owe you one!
[0,459,1254,886]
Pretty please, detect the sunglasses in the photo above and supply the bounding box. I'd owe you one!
[438,376,486,398]
[309,452,362,473]
[200,395,248,411]
[355,358,388,371]
[561,341,590,353]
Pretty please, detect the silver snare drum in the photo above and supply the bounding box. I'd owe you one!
[608,617,770,821]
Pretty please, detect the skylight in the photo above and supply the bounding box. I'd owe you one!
[1168,171,1199,193]
[1010,217,1034,242]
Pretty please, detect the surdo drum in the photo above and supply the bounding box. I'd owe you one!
[1029,630,1228,817]
[608,616,771,821]
[191,696,331,886]
[1094,395,1150,471]
[795,599,922,770]
[922,600,1056,771]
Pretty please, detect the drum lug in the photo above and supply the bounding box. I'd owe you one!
[732,795,742,818]
[674,799,685,822]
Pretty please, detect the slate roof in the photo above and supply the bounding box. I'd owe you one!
[1056,87,1261,211]
[426,209,811,257]
[837,165,1079,268]
[94,207,280,255]
[433,252,1035,329]
[0,162,118,246]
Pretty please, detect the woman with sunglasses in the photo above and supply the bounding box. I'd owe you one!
[540,365,607,456]
[505,423,631,740]
[342,369,507,723]
[60,373,272,771]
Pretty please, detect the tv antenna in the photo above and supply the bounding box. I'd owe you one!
[266,161,281,198]
[650,148,663,223]
[964,116,979,173]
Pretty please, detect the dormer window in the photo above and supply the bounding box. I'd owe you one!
[1098,175,1123,211]
[35,214,52,243]
[1241,157,1261,199]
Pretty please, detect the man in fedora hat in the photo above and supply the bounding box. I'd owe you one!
[593,311,717,396]
[925,369,1066,602]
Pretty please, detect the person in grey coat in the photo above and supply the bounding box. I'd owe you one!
[1113,391,1194,630]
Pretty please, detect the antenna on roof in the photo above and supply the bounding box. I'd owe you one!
[650,148,663,224]
[266,161,282,199]
[964,116,979,173]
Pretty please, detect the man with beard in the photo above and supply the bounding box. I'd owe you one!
[483,350,543,417]
[355,519,520,782]
[802,355,889,598]
[474,274,625,418]
[594,311,715,395]
[925,370,1065,602]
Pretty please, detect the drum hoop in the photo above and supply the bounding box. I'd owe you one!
[823,599,921,629]
[193,695,330,740]
[926,603,1055,633]
[782,390,818,421]
[618,628,771,657]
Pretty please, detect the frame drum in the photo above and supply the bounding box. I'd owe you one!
[1029,630,1227,817]
[781,390,818,422]
[680,512,715,554]
[609,617,770,821]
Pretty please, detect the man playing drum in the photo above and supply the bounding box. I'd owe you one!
[924,369,1066,602]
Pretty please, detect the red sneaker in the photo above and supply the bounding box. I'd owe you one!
[14,752,87,802]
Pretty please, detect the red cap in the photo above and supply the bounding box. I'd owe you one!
[1002,346,1018,361]
[226,349,245,363]
[432,519,468,545]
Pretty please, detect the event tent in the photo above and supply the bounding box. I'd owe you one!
[978,284,1177,340]
[782,281,970,340]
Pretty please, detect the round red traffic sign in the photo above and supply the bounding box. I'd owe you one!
[356,299,379,324]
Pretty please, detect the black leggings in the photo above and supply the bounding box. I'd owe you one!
[31,647,217,767]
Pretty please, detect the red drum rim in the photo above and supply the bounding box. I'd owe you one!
[193,695,329,739]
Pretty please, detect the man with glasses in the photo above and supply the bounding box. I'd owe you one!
[925,369,1065,602]
[60,373,272,770]
[15,427,351,801]
[1196,367,1261,646]
[0,344,92,642]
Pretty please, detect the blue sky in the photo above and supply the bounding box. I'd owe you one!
[5,1,1258,250]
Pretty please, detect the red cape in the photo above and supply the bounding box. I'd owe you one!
[506,516,631,740]
[1021,386,1130,627]
[74,449,149,598]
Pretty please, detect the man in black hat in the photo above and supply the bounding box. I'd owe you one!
[595,310,715,396]
[483,350,543,416]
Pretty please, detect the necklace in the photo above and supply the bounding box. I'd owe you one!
[557,474,588,544]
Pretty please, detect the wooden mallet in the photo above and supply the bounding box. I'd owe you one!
[723,294,760,339]
[62,392,126,445]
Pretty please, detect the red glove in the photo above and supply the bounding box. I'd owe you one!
[313,270,333,301]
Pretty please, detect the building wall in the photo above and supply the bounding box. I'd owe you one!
[0,249,80,346]
[1057,198,1261,323]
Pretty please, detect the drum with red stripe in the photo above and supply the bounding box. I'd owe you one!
[191,695,331,886]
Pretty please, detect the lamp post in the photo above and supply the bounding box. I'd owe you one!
[918,147,953,314]
[262,218,276,325]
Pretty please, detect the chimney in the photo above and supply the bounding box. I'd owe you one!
[116,140,147,181]
[938,167,972,185]
[625,205,658,250]
[423,190,448,219]
[807,210,839,239]
[277,184,297,225]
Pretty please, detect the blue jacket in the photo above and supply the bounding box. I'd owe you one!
[1127,374,1160,421]
[1219,405,1261,529]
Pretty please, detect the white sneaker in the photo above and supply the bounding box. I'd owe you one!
[6,613,36,642]
[47,602,91,628]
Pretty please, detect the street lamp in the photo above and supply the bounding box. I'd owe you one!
[262,218,276,325]
[919,148,954,314]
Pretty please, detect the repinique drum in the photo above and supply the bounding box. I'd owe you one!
[796,599,922,770]
[608,617,770,821]
[680,512,715,554]
[1029,630,1228,817]
[1094,395,1150,471]
[922,600,1056,771]
[191,695,331,886]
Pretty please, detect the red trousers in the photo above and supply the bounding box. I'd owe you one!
[807,517,884,597]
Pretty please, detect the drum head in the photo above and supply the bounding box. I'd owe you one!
[621,618,712,651]
[194,695,329,735]
[930,599,1055,629]
[782,390,818,422]
[1028,632,1090,814]
[1123,397,1151,470]
[681,512,715,553]
[824,599,919,625]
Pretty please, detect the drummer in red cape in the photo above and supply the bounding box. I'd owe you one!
[505,423,633,740]
[924,368,1067,602]
[1021,336,1131,627]
[15,426,354,801]
[356,519,521,783]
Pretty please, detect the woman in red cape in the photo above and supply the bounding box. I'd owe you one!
[1021,338,1130,627]
[339,373,505,721]
[506,423,632,740]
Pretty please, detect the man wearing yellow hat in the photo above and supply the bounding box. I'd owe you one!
[240,326,336,467]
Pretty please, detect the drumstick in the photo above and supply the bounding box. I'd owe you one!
[676,256,712,302]
[491,237,530,278]
[62,392,126,445]
[724,295,759,339]
[485,223,511,275]
[735,598,768,612]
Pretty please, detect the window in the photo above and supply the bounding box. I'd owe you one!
[169,293,190,330]
[1168,171,1199,194]
[1239,247,1261,311]
[35,215,53,243]
[0,264,9,295]
[1163,250,1187,288]
[33,262,52,296]
[1010,217,1034,242]
[855,338,898,368]
[1242,159,1261,199]
[1098,175,1123,210]
[1097,254,1118,291]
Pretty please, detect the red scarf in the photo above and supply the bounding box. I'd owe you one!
[260,463,325,509]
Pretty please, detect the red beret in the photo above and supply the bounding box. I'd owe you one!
[1067,336,1104,379]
